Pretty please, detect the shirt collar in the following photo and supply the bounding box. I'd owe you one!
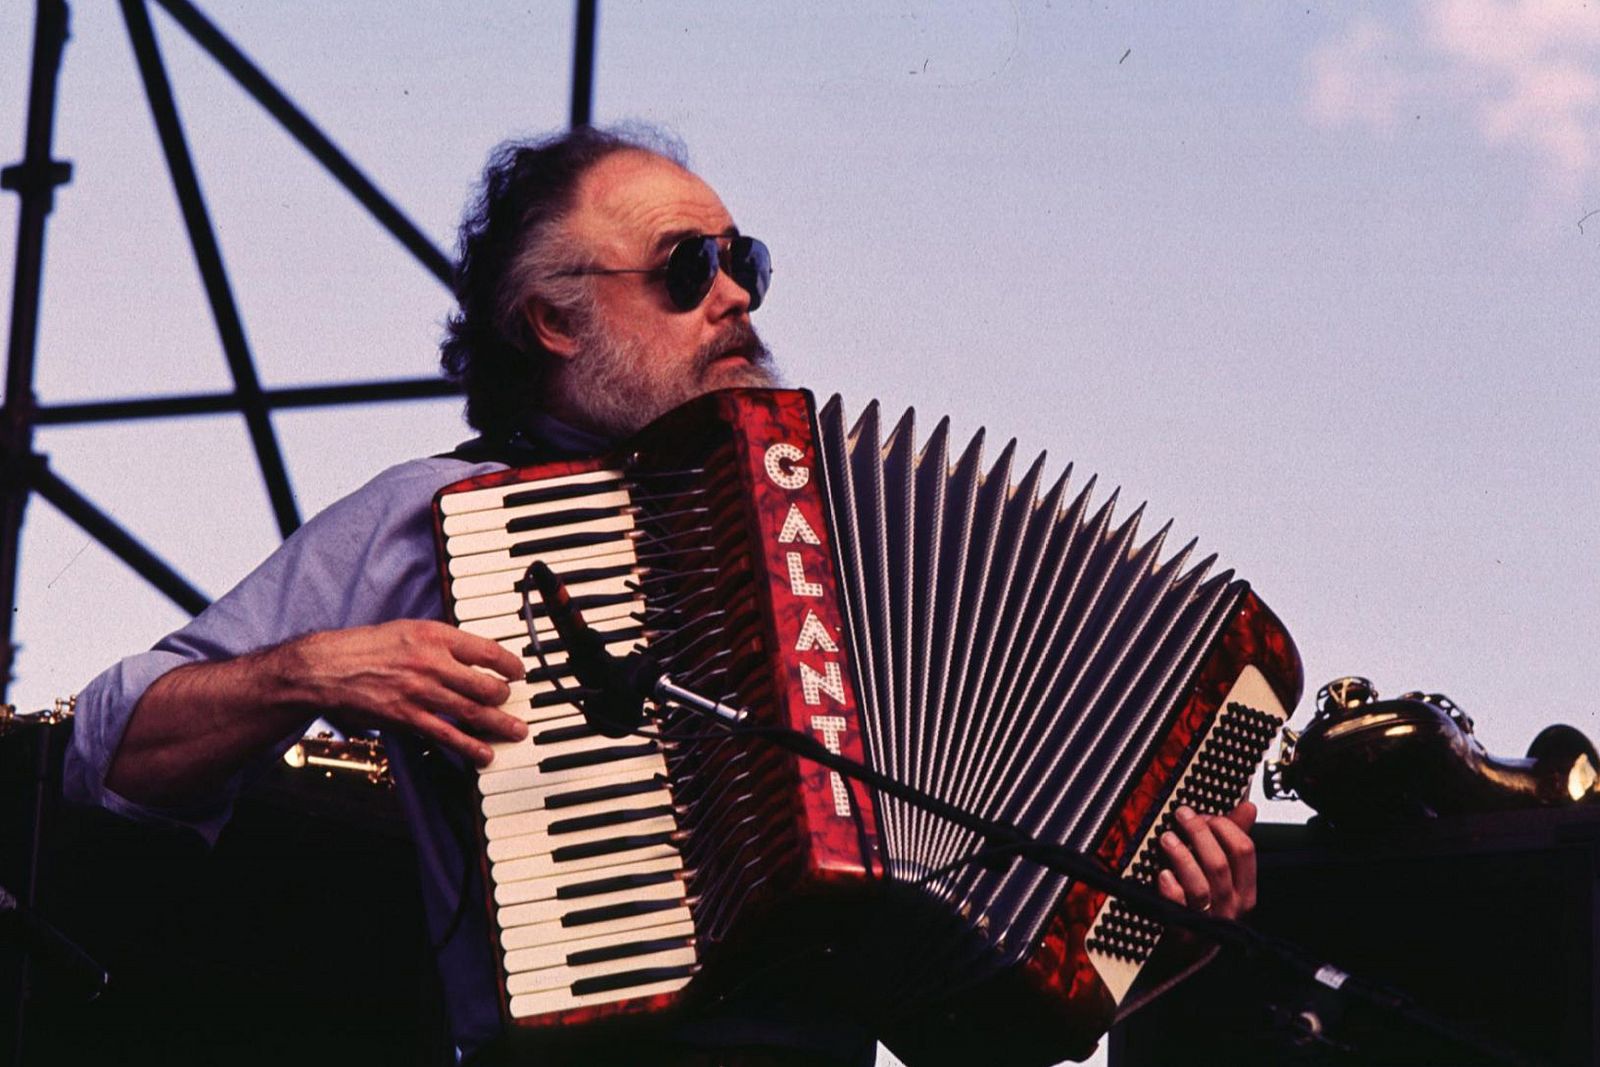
[516,410,614,459]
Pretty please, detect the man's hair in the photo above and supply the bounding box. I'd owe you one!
[440,124,688,440]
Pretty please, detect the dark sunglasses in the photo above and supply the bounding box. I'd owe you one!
[553,234,771,312]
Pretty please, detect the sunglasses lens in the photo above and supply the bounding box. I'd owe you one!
[663,236,772,312]
[729,236,771,312]
[665,238,720,311]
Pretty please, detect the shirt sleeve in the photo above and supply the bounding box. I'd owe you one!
[63,456,504,844]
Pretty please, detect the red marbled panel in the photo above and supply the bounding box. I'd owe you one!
[717,389,885,883]
[1020,587,1303,1040]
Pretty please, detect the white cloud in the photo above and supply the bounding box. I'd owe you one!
[1306,0,1600,189]
[1306,15,1414,131]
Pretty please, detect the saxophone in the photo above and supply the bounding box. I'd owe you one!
[1265,677,1600,828]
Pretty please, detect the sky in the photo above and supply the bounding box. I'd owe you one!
[3,1,1598,1061]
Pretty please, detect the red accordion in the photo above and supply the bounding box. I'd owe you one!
[432,388,1302,1064]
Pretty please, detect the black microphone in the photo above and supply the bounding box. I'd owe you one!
[526,560,651,738]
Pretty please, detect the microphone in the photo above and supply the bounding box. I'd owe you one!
[526,560,655,738]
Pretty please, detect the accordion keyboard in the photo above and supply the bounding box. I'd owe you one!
[437,468,698,1018]
[1082,664,1287,1000]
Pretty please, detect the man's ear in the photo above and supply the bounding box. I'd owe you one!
[525,298,580,361]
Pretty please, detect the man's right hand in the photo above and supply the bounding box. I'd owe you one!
[273,620,529,766]
[106,620,527,808]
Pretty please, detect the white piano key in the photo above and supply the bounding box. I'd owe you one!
[506,945,699,996]
[444,511,637,560]
[461,599,640,642]
[446,533,639,578]
[508,974,691,1019]
[453,572,641,623]
[478,750,666,798]
[500,697,588,730]
[488,723,646,774]
[493,814,680,865]
[451,549,640,601]
[438,467,624,517]
[492,842,681,903]
[481,766,671,819]
[505,915,694,972]
[490,819,679,883]
[485,793,675,858]
[455,578,640,625]
[495,861,685,926]
[493,855,684,918]
[442,487,634,537]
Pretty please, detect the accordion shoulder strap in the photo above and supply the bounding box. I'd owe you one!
[436,432,566,468]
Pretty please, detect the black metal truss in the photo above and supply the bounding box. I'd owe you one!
[0,0,602,698]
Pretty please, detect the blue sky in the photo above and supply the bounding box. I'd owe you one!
[4,0,1598,814]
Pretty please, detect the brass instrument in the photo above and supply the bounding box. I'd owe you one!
[281,730,392,788]
[1266,676,1600,828]
[0,695,76,735]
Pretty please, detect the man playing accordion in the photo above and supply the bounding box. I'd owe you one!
[68,126,1258,1065]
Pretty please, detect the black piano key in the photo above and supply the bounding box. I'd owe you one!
[522,623,644,661]
[567,934,693,968]
[529,687,598,710]
[561,895,683,928]
[509,529,630,559]
[534,722,599,745]
[544,778,664,810]
[513,562,637,593]
[539,742,658,774]
[507,505,626,534]
[570,963,697,997]
[517,590,638,619]
[555,868,679,901]
[502,477,624,510]
[548,805,675,836]
[551,830,676,865]
[525,662,573,684]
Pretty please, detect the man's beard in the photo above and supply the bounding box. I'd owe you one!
[557,316,780,440]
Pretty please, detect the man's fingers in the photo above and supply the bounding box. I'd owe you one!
[1175,806,1235,903]
[394,701,497,767]
[408,673,527,743]
[1209,813,1258,912]
[1226,799,1258,834]
[1158,830,1212,911]
[1156,868,1186,905]
[442,625,526,682]
[396,625,525,741]
[434,653,516,712]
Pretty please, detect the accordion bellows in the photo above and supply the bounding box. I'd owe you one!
[433,388,1302,1065]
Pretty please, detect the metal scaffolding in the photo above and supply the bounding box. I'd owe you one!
[0,0,601,699]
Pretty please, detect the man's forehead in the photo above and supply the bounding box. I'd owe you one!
[570,151,734,256]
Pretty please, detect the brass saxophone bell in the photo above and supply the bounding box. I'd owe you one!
[1265,676,1600,828]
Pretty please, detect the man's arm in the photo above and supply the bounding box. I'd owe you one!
[106,619,530,809]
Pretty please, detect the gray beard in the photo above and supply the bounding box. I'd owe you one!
[556,318,781,440]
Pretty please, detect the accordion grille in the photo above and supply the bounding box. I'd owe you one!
[816,396,1254,965]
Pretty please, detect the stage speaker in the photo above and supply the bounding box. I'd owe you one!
[1110,808,1600,1066]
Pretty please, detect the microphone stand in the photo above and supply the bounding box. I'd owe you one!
[525,563,1547,1067]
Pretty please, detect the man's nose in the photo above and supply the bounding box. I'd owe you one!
[702,262,751,320]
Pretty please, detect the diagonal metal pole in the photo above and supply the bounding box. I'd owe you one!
[119,0,301,539]
[0,0,74,703]
[150,0,454,286]
[31,461,209,614]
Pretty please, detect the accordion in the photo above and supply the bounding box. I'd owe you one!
[432,388,1302,1064]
